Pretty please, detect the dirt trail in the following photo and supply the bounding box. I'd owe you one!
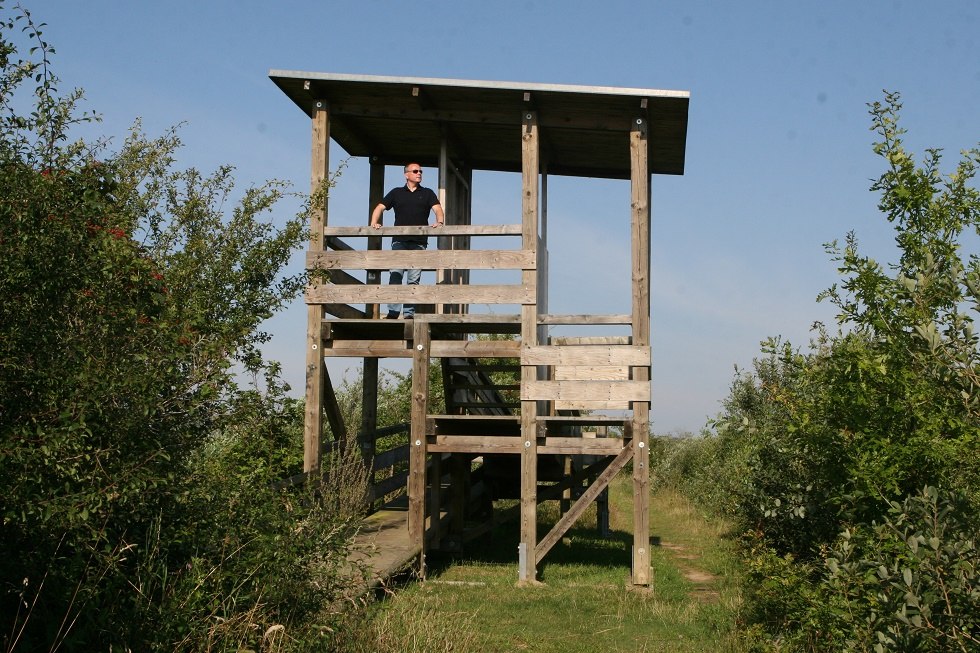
[659,541,721,603]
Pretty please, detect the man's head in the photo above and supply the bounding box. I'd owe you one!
[403,163,423,187]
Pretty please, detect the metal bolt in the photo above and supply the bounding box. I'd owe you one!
[638,441,645,448]
[417,344,424,351]
[636,118,643,125]
[311,344,318,350]
[524,441,531,448]
[415,439,422,446]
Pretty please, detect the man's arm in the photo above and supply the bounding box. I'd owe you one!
[369,203,386,229]
[432,203,445,227]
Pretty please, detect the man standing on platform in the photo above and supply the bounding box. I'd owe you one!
[369,163,445,319]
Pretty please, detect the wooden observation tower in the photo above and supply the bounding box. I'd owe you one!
[269,72,689,585]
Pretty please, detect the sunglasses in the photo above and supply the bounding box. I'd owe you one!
[407,169,422,174]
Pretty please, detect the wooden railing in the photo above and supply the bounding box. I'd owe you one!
[305,225,534,312]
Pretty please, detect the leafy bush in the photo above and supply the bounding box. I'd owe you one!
[825,486,978,652]
[680,92,980,650]
[0,5,364,650]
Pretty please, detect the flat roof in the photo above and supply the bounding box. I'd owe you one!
[269,71,689,179]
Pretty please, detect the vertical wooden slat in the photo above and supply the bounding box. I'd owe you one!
[519,110,539,583]
[630,115,652,586]
[437,136,450,311]
[409,318,431,576]
[449,454,467,549]
[361,160,384,496]
[366,160,385,317]
[304,100,330,474]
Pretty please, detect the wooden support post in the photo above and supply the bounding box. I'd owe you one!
[448,454,467,551]
[519,109,540,584]
[361,159,384,502]
[304,100,330,474]
[366,159,385,318]
[630,115,652,586]
[437,136,450,312]
[409,318,431,576]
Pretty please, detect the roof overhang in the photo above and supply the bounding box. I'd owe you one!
[269,71,689,180]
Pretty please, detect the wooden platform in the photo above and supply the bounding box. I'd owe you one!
[348,498,417,587]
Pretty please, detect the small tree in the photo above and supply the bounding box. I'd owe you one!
[1,4,359,650]
[696,92,980,650]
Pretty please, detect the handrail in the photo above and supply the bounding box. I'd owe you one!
[324,224,522,237]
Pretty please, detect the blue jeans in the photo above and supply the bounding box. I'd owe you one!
[388,239,426,317]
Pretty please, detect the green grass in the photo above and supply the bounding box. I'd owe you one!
[335,476,746,653]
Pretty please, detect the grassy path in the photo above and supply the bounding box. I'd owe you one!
[338,477,744,652]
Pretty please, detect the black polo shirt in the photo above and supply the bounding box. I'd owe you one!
[381,184,440,244]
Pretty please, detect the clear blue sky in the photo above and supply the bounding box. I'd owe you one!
[27,1,979,434]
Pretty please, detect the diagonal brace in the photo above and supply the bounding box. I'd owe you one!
[534,445,634,566]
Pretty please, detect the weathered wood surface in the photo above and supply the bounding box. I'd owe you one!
[324,224,522,237]
[522,345,650,366]
[308,249,534,270]
[306,283,534,306]
[521,379,650,402]
[348,504,416,587]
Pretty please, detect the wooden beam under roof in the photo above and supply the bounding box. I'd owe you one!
[270,71,689,180]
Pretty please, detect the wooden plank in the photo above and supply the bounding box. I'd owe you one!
[408,321,430,549]
[553,365,632,409]
[535,445,635,566]
[539,437,625,455]
[537,314,633,325]
[308,249,534,271]
[537,415,631,427]
[631,116,652,587]
[522,380,650,402]
[555,366,629,381]
[519,109,540,584]
[306,283,534,306]
[631,117,651,347]
[324,224,522,237]
[322,340,413,358]
[430,339,520,358]
[366,160,384,318]
[428,436,522,454]
[303,101,330,475]
[551,336,632,346]
[522,345,650,366]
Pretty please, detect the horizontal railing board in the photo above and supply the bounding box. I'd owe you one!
[521,380,650,401]
[306,284,534,305]
[322,340,414,358]
[427,435,523,454]
[325,225,522,237]
[537,314,633,325]
[430,339,521,358]
[308,249,534,271]
[522,345,650,366]
[539,437,626,455]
